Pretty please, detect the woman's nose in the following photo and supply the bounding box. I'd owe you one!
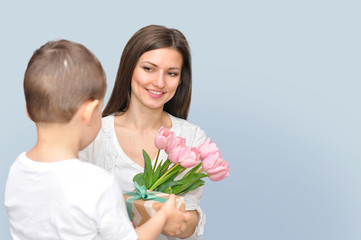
[154,72,165,88]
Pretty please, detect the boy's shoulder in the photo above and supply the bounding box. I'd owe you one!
[12,152,115,187]
[67,158,115,185]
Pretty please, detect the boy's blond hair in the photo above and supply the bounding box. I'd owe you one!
[24,39,107,123]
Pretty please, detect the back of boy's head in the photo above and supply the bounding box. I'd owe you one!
[24,39,107,123]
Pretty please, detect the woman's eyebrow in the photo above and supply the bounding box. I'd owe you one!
[140,61,158,67]
[140,61,181,71]
[168,67,181,71]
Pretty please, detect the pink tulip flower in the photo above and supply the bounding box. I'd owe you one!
[198,138,219,160]
[207,160,229,181]
[154,126,174,150]
[166,136,186,164]
[178,146,200,168]
[165,135,185,153]
[202,152,229,181]
[201,151,221,171]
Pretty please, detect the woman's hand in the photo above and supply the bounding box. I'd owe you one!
[158,195,191,236]
[162,208,199,238]
[136,194,190,240]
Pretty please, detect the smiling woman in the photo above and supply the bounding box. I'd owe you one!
[79,25,210,240]
[132,48,183,109]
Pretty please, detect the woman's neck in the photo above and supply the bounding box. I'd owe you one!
[119,105,171,132]
[112,101,173,166]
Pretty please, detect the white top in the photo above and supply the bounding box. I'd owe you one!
[79,114,207,240]
[5,152,137,240]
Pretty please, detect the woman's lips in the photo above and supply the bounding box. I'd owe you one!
[146,89,165,98]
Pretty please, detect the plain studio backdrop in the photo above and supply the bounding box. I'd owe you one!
[0,1,360,239]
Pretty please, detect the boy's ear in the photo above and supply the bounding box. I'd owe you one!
[81,99,100,125]
[25,105,33,121]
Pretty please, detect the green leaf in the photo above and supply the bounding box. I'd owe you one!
[159,159,171,177]
[182,162,202,180]
[133,173,144,186]
[149,164,183,191]
[142,149,153,189]
[157,180,171,192]
[171,173,208,195]
[163,186,173,194]
[176,180,205,195]
[157,172,182,192]
[177,172,208,186]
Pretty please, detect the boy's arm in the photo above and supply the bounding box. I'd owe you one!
[98,180,189,240]
[135,194,189,240]
[97,180,138,240]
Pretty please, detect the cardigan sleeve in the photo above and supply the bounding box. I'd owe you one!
[183,125,207,238]
[170,115,208,239]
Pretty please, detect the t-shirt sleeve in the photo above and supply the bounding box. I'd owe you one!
[183,186,206,238]
[96,179,138,240]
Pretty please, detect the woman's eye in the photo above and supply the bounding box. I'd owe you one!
[143,67,152,72]
[169,72,179,77]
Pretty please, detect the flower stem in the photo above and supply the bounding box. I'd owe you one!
[161,160,171,172]
[152,149,160,173]
[161,163,180,179]
[149,163,180,191]
[178,168,186,175]
[196,168,204,174]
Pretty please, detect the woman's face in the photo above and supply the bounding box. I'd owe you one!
[130,47,183,111]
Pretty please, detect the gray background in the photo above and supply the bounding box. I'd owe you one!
[1,0,360,239]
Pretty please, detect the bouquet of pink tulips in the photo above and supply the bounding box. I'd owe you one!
[133,127,230,195]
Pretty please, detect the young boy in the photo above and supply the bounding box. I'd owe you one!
[4,40,188,240]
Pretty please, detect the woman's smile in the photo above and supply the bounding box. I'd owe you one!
[146,89,166,98]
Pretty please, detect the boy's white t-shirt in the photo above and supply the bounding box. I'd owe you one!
[4,152,138,240]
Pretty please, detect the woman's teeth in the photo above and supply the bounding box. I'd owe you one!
[148,90,163,95]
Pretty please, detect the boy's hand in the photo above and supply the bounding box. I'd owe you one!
[159,194,191,236]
